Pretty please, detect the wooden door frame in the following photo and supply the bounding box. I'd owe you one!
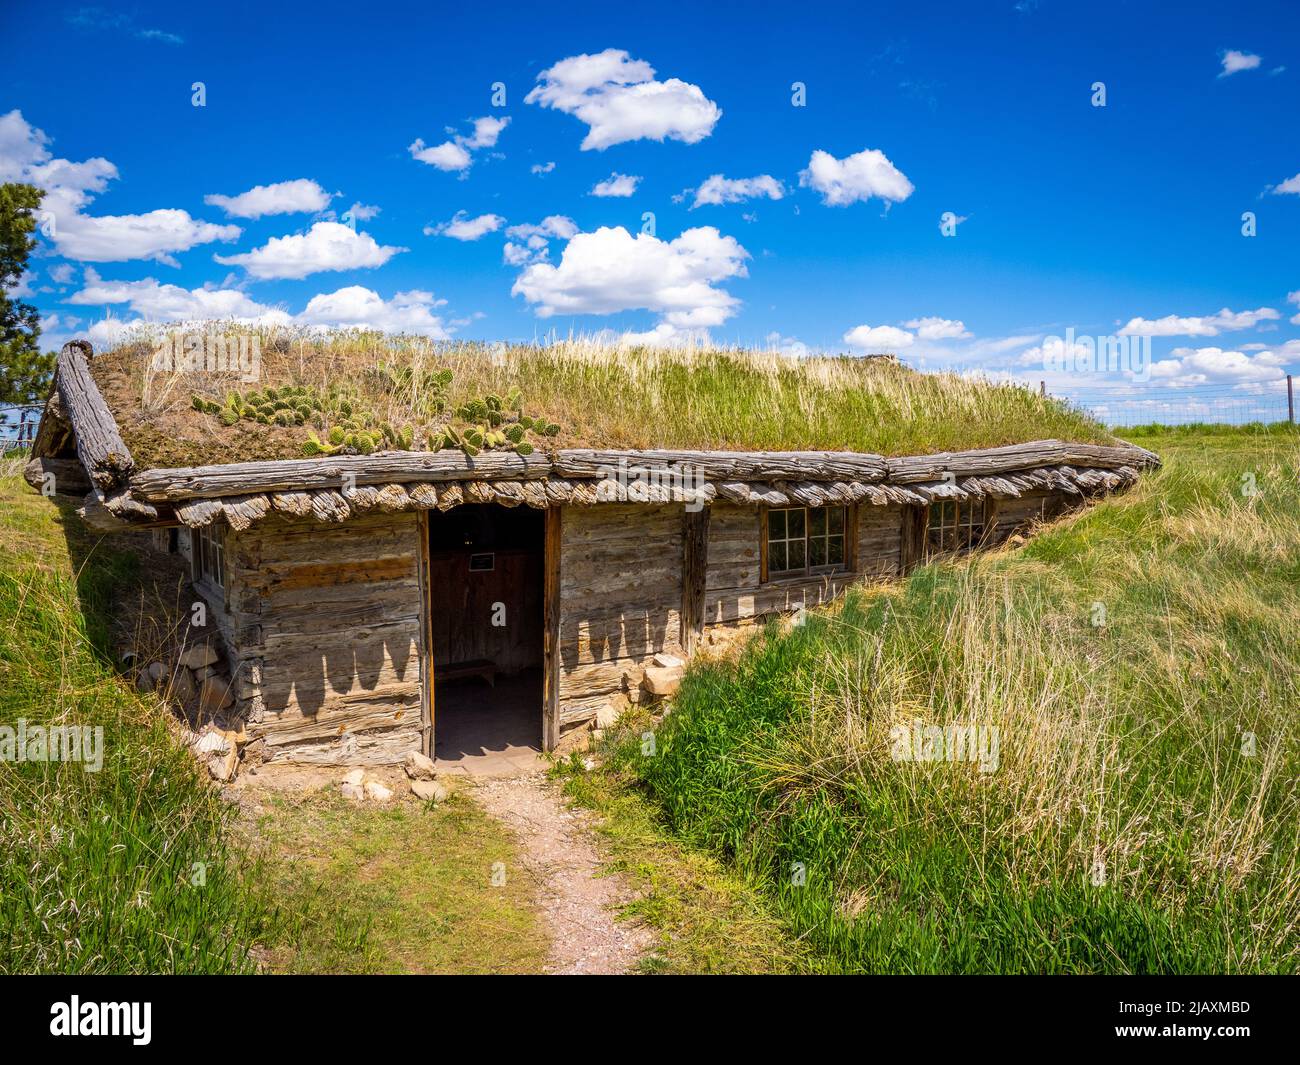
[416,511,435,757]
[542,507,562,751]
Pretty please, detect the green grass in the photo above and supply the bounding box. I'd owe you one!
[250,791,548,974]
[599,427,1300,974]
[556,742,809,974]
[95,332,1113,468]
[0,468,276,972]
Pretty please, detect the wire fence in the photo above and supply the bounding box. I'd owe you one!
[0,405,42,456]
[1045,377,1296,430]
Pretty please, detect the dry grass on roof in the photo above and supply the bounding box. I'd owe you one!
[86,327,1114,471]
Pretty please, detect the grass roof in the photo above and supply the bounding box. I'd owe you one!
[86,328,1115,471]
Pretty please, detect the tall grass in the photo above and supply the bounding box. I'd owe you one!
[93,328,1111,468]
[618,431,1300,973]
[0,474,275,972]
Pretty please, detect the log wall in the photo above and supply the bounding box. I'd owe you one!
[554,504,685,741]
[227,511,425,765]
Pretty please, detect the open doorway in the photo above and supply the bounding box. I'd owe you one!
[425,503,545,774]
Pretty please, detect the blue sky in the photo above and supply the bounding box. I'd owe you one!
[3,0,1298,412]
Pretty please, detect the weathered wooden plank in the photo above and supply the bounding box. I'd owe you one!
[553,449,890,483]
[23,456,91,495]
[681,507,709,655]
[543,507,562,751]
[56,341,134,490]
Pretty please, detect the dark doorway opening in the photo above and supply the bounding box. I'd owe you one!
[426,504,545,772]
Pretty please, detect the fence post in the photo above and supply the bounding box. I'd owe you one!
[1288,374,1295,425]
[1039,380,1046,398]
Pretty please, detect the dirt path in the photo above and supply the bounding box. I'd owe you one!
[470,773,651,975]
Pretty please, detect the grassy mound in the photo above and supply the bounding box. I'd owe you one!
[88,330,1113,468]
[613,429,1299,973]
[0,468,274,972]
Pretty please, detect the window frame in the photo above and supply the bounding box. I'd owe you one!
[191,524,226,598]
[761,504,853,582]
[924,497,990,558]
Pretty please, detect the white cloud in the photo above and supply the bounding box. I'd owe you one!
[690,174,785,209]
[531,161,556,175]
[843,324,914,350]
[590,172,641,197]
[0,109,240,265]
[425,212,506,241]
[347,202,381,222]
[204,178,332,218]
[68,268,288,322]
[1118,306,1280,336]
[1219,50,1262,77]
[68,273,450,340]
[1287,289,1300,325]
[1150,345,1288,386]
[765,331,811,358]
[617,322,714,348]
[525,48,721,150]
[214,221,405,280]
[512,224,748,328]
[408,115,509,173]
[295,287,450,337]
[8,269,35,297]
[904,316,971,340]
[502,216,578,266]
[799,148,914,207]
[1271,172,1300,195]
[48,263,76,284]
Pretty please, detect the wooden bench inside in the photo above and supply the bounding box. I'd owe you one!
[436,659,497,687]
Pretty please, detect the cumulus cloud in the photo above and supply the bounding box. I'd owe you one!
[590,172,641,197]
[525,48,721,150]
[1287,289,1300,325]
[1118,306,1280,336]
[1271,172,1300,195]
[904,316,971,340]
[1219,49,1262,77]
[512,224,748,328]
[425,212,506,241]
[214,221,405,279]
[68,273,451,340]
[1150,345,1289,386]
[295,287,450,337]
[0,109,240,265]
[502,216,579,266]
[408,115,510,173]
[843,324,914,350]
[531,161,556,175]
[799,148,914,207]
[690,174,785,209]
[204,179,332,218]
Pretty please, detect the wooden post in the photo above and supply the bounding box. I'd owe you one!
[1040,380,1046,398]
[1288,374,1295,425]
[542,507,562,751]
[416,511,435,758]
[681,506,710,654]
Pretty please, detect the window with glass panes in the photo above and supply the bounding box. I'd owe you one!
[765,506,847,578]
[925,498,987,556]
[192,525,225,591]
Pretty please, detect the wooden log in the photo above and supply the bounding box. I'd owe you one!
[408,483,440,509]
[782,481,829,507]
[519,481,549,509]
[681,507,709,655]
[176,498,225,527]
[56,341,134,490]
[716,481,752,504]
[131,449,552,502]
[221,494,270,532]
[344,485,382,511]
[310,490,351,523]
[491,481,526,507]
[23,456,91,495]
[569,481,598,506]
[554,448,889,484]
[271,491,314,516]
[465,481,494,505]
[543,478,574,504]
[748,484,790,506]
[375,483,411,512]
[435,482,463,511]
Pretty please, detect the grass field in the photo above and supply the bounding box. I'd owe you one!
[590,425,1300,973]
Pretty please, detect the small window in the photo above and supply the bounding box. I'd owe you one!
[192,525,225,591]
[765,506,846,579]
[926,498,988,557]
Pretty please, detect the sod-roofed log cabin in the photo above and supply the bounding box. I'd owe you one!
[24,335,1159,770]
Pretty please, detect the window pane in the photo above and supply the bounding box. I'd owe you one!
[827,535,844,564]
[808,508,825,536]
[829,507,844,533]
[809,537,825,567]
[788,508,805,538]
[788,539,806,570]
[770,541,788,573]
[768,509,786,539]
